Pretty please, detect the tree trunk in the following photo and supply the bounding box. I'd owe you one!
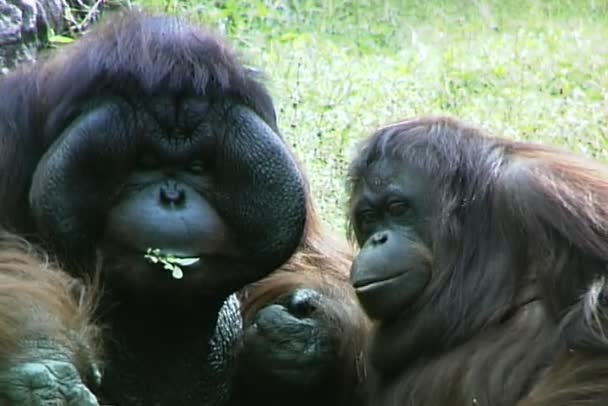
[0,0,104,74]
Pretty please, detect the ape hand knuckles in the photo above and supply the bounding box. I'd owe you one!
[235,236,370,406]
[349,116,608,405]
[0,233,101,406]
[1,360,99,406]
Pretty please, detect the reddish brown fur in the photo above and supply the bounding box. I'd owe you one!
[242,202,354,314]
[348,116,608,405]
[0,231,101,374]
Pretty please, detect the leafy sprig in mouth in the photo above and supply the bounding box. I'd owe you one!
[144,248,200,280]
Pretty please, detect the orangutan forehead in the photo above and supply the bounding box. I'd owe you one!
[364,157,416,181]
[361,162,392,190]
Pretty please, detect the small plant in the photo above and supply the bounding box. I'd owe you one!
[144,248,200,280]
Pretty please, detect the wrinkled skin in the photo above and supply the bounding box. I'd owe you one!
[233,241,371,406]
[0,11,307,405]
[0,357,99,406]
[236,289,363,406]
[1,363,96,406]
[240,289,337,386]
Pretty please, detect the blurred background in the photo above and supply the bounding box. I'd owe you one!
[97,1,608,232]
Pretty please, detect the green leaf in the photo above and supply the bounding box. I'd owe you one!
[49,35,74,44]
[173,257,200,266]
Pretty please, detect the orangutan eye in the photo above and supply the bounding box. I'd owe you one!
[358,209,377,226]
[137,153,159,169]
[387,201,411,217]
[187,160,205,174]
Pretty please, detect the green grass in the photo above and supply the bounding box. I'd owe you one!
[119,0,608,233]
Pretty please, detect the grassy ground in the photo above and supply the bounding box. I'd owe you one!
[120,0,608,233]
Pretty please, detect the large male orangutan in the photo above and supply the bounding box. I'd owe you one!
[0,10,368,406]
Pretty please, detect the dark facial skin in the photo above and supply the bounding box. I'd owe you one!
[350,159,434,320]
[106,174,238,258]
[28,96,306,298]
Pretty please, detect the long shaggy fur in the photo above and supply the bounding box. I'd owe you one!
[0,231,101,374]
[349,116,608,405]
